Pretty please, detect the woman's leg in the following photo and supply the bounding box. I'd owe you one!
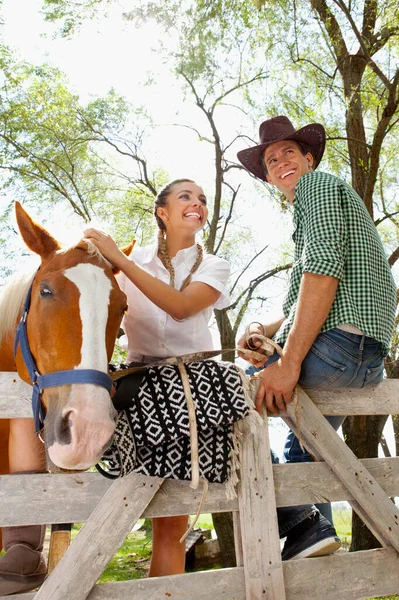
[148,515,189,577]
[0,418,48,596]
[8,418,46,473]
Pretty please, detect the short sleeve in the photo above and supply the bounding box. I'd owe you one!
[298,172,348,279]
[191,254,231,309]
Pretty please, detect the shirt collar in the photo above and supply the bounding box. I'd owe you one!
[140,243,199,267]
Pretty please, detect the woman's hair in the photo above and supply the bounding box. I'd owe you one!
[154,179,204,291]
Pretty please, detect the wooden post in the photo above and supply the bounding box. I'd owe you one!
[48,524,72,574]
[237,411,286,599]
[34,474,163,600]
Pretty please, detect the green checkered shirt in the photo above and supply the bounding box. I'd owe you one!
[274,171,396,354]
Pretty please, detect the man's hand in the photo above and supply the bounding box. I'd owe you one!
[255,355,301,415]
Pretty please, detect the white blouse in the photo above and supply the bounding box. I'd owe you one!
[117,243,230,362]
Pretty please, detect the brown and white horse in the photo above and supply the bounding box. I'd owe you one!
[0,202,133,476]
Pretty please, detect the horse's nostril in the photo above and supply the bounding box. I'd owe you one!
[57,411,72,445]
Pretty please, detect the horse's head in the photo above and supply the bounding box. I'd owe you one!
[14,202,134,471]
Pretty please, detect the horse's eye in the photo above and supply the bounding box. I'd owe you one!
[40,287,53,297]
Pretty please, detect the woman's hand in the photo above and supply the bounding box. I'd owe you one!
[237,322,269,368]
[84,228,126,268]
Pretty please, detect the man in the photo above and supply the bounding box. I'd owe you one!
[236,116,396,560]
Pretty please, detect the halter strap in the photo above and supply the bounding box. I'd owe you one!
[14,271,113,435]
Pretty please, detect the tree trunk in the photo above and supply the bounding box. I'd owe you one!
[210,307,237,566]
[211,512,236,567]
[342,414,388,550]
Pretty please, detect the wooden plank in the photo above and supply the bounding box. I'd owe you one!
[284,387,399,549]
[0,372,32,418]
[250,377,399,416]
[237,412,286,599]
[274,456,399,507]
[2,457,399,527]
[1,568,246,600]
[303,379,399,415]
[33,473,163,600]
[2,374,399,419]
[284,547,399,600]
[10,549,399,600]
[0,473,238,527]
[87,568,246,600]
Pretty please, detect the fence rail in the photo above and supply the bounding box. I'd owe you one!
[2,374,399,600]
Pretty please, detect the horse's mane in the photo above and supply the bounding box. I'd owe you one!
[58,239,112,269]
[0,240,111,346]
[0,271,35,345]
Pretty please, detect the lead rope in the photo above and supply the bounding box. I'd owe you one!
[177,359,209,543]
[244,324,303,451]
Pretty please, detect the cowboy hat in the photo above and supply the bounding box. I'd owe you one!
[237,116,326,181]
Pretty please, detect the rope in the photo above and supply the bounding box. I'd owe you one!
[244,326,304,451]
[110,347,267,381]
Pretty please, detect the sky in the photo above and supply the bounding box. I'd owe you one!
[1,0,292,311]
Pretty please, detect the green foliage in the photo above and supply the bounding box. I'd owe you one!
[41,0,111,38]
[0,50,159,224]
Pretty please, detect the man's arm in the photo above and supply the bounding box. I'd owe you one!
[256,272,339,414]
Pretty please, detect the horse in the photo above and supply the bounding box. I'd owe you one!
[0,201,134,593]
[0,202,133,556]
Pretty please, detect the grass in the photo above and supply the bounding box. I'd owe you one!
[71,514,216,584]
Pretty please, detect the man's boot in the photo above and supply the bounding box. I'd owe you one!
[0,525,47,595]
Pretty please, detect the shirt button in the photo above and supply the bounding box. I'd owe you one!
[160,320,165,325]
[160,343,166,348]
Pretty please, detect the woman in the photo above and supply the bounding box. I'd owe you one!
[84,179,230,577]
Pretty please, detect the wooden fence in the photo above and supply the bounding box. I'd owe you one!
[2,372,399,599]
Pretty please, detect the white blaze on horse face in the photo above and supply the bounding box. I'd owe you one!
[48,263,116,471]
[64,263,112,372]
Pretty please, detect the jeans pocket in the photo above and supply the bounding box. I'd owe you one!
[361,359,384,387]
[299,340,348,388]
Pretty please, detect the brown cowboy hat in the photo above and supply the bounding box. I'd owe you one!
[237,116,326,181]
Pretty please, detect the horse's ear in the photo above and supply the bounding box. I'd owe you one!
[112,239,135,274]
[15,201,61,258]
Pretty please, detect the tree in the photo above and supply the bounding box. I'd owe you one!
[126,0,399,552]
[3,3,297,565]
[0,50,158,220]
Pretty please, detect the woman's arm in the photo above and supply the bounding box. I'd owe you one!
[84,229,225,320]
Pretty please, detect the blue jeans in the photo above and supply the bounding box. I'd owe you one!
[266,328,385,536]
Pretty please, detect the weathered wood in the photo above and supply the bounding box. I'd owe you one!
[274,456,399,507]
[3,376,399,419]
[285,387,399,550]
[284,547,399,600]
[0,373,32,418]
[303,379,399,415]
[33,474,163,600]
[237,413,286,599]
[9,549,399,600]
[0,473,237,527]
[3,457,399,526]
[1,568,247,600]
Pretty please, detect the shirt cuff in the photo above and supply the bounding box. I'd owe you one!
[302,259,344,279]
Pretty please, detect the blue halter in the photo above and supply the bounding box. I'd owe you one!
[14,272,113,435]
